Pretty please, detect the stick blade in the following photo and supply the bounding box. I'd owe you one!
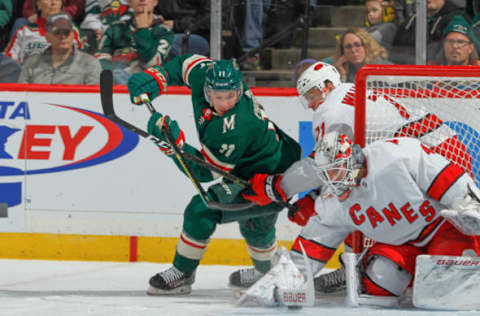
[100,69,114,116]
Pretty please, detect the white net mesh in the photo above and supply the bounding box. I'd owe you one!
[354,66,480,251]
[361,75,480,187]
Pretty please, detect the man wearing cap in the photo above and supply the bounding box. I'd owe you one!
[18,13,102,84]
[5,0,88,63]
[392,0,470,64]
[429,15,480,66]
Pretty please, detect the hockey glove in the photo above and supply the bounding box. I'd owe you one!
[127,66,166,105]
[288,192,318,226]
[147,112,185,156]
[440,182,480,236]
[242,174,287,206]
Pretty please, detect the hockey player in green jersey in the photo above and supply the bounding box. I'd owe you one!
[127,54,302,295]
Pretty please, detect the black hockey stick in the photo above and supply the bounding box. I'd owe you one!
[99,69,254,211]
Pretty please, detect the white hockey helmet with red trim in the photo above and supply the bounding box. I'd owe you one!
[296,62,341,108]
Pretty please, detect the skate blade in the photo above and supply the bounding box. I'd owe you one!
[146,284,192,295]
[230,287,246,300]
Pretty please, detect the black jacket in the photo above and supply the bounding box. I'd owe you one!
[391,2,469,64]
[156,0,210,39]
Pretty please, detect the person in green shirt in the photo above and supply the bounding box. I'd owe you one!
[95,0,173,84]
[127,54,302,295]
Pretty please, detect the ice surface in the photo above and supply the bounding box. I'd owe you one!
[0,259,475,316]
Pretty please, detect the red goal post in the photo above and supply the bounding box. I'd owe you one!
[353,64,480,253]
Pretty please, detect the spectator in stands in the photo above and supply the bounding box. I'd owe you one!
[9,0,85,40]
[240,0,316,70]
[154,0,210,59]
[0,0,13,50]
[392,0,415,25]
[392,0,469,64]
[430,15,480,65]
[239,0,270,70]
[0,53,20,83]
[5,0,87,63]
[0,0,12,28]
[95,0,173,84]
[18,13,101,84]
[330,28,391,83]
[80,0,130,51]
[364,0,398,50]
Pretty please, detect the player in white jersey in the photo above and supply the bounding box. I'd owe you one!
[242,131,480,299]
[296,61,471,169]
[292,61,473,292]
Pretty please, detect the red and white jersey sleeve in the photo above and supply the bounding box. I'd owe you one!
[290,198,351,276]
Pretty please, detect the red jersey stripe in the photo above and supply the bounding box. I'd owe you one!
[394,113,443,138]
[427,163,465,200]
[200,148,233,172]
[180,234,206,249]
[183,57,211,84]
[409,216,445,246]
[291,236,336,263]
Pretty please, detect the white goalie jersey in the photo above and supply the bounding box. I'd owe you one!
[290,137,475,277]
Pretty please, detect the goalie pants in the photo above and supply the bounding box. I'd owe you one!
[172,181,283,274]
[362,221,480,296]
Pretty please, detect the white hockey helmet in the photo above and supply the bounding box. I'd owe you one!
[314,131,363,196]
[296,62,341,108]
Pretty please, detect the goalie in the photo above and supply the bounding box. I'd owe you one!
[241,131,480,302]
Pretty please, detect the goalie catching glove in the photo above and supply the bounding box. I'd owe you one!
[440,182,480,236]
[147,112,185,156]
[242,174,287,206]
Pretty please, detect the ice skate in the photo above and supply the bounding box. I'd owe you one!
[229,267,264,289]
[314,263,346,294]
[147,266,195,295]
[229,267,264,299]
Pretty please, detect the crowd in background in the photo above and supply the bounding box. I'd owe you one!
[293,0,480,85]
[0,0,480,86]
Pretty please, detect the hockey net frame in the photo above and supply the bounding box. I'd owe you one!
[353,64,480,253]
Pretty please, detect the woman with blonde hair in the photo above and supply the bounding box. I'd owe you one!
[332,27,391,83]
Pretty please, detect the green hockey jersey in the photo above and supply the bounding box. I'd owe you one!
[95,14,173,74]
[149,54,301,181]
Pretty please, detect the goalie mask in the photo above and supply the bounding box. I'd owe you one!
[314,132,364,196]
[204,60,243,105]
[296,62,341,108]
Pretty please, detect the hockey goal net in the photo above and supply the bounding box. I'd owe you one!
[353,64,480,253]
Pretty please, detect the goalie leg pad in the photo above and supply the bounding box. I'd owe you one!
[364,255,412,297]
[413,255,480,310]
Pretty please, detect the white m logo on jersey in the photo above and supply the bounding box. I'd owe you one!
[222,114,235,133]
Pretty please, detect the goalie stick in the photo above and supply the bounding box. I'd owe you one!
[100,69,257,211]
